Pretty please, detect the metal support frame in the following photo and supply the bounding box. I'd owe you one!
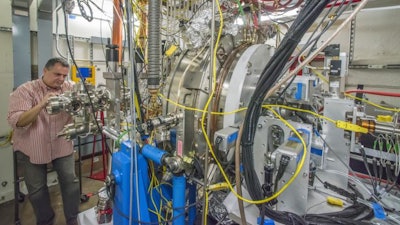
[319,98,354,188]
[253,117,313,215]
[349,17,356,65]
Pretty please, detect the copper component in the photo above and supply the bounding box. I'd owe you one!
[360,120,376,133]
[112,0,123,64]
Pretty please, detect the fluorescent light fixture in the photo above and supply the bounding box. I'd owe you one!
[260,8,299,21]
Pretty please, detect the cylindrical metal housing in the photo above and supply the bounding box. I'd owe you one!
[147,0,161,90]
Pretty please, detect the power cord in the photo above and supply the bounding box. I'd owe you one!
[274,155,291,193]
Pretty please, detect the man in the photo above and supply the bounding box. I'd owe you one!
[8,57,79,225]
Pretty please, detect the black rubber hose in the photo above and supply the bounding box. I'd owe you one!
[241,0,331,202]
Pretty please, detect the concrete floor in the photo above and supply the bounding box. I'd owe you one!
[0,169,105,225]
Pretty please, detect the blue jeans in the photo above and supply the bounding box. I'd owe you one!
[17,151,80,225]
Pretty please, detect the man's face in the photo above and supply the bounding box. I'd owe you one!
[42,63,69,89]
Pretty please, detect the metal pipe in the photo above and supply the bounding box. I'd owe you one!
[125,0,140,223]
[203,0,216,224]
[375,124,400,135]
[102,127,120,141]
[235,124,247,225]
[173,175,186,225]
[147,0,161,91]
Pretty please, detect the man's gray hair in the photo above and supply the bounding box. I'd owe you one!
[44,57,69,69]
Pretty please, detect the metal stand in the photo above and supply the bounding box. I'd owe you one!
[89,112,108,181]
[77,137,89,203]
[13,151,24,225]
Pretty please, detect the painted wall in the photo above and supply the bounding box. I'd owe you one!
[299,5,400,108]
[0,0,13,205]
[0,0,13,136]
[346,6,400,108]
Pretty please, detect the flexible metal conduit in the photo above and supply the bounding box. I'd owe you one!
[148,0,161,91]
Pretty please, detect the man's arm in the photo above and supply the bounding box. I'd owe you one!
[15,93,55,127]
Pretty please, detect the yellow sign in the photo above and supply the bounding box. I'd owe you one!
[71,66,96,85]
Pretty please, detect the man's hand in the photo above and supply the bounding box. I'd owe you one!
[16,93,56,127]
[39,93,56,109]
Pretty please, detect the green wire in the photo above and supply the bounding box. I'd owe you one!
[235,0,245,17]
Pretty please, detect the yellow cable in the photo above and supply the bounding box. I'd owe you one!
[345,93,400,113]
[149,190,163,222]
[148,160,168,223]
[148,161,155,192]
[204,191,209,224]
[310,68,329,83]
[134,94,142,121]
[158,93,247,115]
[149,168,162,222]
[200,2,224,224]
[148,208,165,222]
[208,182,229,191]
[159,93,339,124]
[196,1,308,203]
[148,130,156,145]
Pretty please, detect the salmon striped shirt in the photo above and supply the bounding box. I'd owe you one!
[7,78,75,164]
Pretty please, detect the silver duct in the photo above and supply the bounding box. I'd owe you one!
[147,0,161,92]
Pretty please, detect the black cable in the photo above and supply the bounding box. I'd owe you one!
[304,203,373,225]
[193,155,204,178]
[274,155,290,193]
[241,0,331,203]
[62,2,113,157]
[359,147,377,193]
[264,205,307,225]
[386,168,400,193]
[305,0,353,57]
[259,203,266,225]
[274,0,352,103]
[348,182,364,200]
[372,158,379,194]
[122,0,145,123]
[77,0,93,22]
[87,0,106,14]
[275,73,297,103]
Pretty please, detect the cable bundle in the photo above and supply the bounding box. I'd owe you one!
[241,0,331,203]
